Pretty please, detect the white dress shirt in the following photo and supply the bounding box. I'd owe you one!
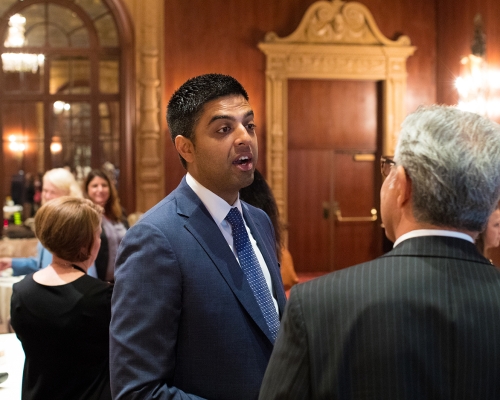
[186,173,279,313]
[393,229,474,248]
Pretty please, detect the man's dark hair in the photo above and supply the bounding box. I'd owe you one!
[166,74,249,168]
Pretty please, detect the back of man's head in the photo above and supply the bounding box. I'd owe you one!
[395,105,500,232]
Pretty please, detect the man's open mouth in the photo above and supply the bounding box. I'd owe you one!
[233,155,251,166]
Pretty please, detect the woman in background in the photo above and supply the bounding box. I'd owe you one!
[11,197,112,400]
[84,169,128,282]
[0,168,83,276]
[240,169,299,291]
[476,206,500,261]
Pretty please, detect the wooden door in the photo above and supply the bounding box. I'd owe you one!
[332,152,382,271]
[287,79,382,273]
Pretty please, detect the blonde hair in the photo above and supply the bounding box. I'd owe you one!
[43,168,83,198]
[35,197,103,262]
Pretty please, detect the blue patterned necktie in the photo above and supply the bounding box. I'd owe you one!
[225,207,280,342]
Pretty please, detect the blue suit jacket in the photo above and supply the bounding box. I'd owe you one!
[259,236,500,399]
[110,177,287,400]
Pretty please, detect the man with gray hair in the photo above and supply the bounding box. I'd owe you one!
[259,105,500,400]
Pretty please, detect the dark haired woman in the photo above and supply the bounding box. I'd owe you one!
[84,169,128,282]
[476,206,500,262]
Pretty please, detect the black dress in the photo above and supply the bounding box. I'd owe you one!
[10,274,113,400]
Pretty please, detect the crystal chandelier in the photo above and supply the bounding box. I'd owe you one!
[1,14,44,73]
[455,15,500,118]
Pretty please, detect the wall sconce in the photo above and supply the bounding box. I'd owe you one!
[455,14,500,118]
[50,136,62,154]
[8,134,26,152]
[1,13,44,73]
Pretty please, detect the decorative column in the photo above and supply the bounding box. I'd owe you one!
[265,70,288,222]
[137,30,162,211]
[382,52,410,156]
[124,0,165,212]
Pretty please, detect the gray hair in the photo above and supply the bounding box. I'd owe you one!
[395,105,500,232]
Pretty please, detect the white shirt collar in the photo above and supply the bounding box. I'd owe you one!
[185,173,242,224]
[393,229,474,248]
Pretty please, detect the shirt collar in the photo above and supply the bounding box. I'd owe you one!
[185,173,242,225]
[393,229,474,247]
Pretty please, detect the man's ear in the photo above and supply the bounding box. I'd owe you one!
[175,135,194,164]
[395,165,412,207]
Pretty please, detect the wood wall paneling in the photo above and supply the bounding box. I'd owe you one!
[364,0,437,112]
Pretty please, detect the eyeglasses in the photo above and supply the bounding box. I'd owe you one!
[380,156,396,178]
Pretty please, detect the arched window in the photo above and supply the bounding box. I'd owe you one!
[0,0,134,210]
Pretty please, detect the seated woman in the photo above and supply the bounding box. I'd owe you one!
[476,206,500,261]
[84,169,128,282]
[0,168,83,276]
[240,169,299,290]
[10,197,112,400]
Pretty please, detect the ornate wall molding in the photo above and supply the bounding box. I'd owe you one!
[258,0,415,233]
[264,0,411,46]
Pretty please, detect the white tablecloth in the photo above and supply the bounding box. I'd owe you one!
[0,277,23,334]
[0,333,24,399]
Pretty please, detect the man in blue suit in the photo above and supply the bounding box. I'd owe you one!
[110,74,287,399]
[259,105,500,399]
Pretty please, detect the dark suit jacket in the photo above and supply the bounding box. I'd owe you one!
[259,236,500,400]
[110,177,287,400]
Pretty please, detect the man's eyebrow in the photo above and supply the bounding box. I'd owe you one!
[208,110,254,125]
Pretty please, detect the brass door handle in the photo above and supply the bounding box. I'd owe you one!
[334,206,378,222]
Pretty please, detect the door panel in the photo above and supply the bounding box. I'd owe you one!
[288,150,333,272]
[288,79,377,149]
[288,150,382,273]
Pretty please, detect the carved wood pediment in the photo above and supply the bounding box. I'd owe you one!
[263,0,410,46]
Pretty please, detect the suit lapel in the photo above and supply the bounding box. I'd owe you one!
[176,179,277,343]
